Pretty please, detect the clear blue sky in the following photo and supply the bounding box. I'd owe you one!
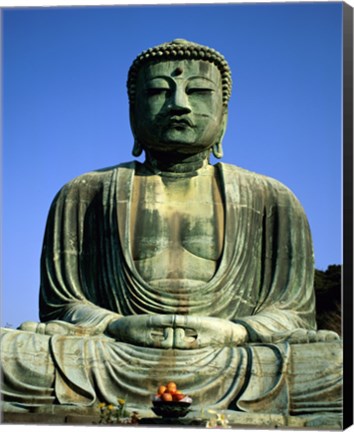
[2,3,343,327]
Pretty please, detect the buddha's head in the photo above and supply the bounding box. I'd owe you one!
[127,39,232,158]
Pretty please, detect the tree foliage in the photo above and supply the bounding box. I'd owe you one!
[314,265,341,335]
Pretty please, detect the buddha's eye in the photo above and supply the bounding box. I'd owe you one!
[145,88,171,97]
[186,88,214,96]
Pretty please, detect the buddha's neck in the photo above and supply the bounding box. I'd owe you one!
[144,149,210,178]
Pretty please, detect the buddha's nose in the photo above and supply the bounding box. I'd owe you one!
[168,87,191,114]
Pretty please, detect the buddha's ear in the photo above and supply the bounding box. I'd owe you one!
[129,106,143,157]
[212,107,228,159]
[132,139,143,157]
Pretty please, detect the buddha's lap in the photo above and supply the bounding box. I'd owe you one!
[1,328,342,411]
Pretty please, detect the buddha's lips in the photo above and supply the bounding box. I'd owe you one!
[167,117,194,128]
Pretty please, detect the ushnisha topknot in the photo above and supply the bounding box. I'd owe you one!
[127,38,232,107]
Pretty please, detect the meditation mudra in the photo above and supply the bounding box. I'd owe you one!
[1,39,342,418]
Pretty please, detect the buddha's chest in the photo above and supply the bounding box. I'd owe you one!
[130,172,224,262]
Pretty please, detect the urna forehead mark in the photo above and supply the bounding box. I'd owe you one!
[172,66,183,77]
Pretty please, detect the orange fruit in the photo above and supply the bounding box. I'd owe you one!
[157,385,166,395]
[161,392,173,402]
[172,392,185,401]
[166,381,177,394]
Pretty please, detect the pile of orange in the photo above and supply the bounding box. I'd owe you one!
[155,381,186,402]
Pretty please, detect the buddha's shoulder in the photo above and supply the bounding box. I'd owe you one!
[218,162,300,202]
[55,162,136,199]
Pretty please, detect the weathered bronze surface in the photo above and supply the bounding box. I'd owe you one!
[1,39,342,425]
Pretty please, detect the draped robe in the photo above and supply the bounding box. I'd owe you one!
[1,162,342,414]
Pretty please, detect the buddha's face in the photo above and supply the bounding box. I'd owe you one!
[131,59,226,155]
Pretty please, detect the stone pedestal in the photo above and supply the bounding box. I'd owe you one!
[2,408,342,429]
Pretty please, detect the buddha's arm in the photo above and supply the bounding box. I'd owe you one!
[38,173,122,332]
[232,182,318,343]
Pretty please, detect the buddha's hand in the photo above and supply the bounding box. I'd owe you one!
[171,315,249,349]
[107,314,248,349]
